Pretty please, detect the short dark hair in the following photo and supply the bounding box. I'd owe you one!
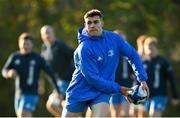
[18,32,34,42]
[84,9,103,20]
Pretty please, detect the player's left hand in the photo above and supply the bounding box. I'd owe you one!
[140,81,150,99]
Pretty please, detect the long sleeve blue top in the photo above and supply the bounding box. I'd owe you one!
[66,28,147,104]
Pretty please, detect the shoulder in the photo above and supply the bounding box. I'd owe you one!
[56,40,72,49]
[75,41,92,56]
[104,30,126,46]
[104,30,124,39]
[157,56,170,63]
[157,56,172,66]
[9,51,21,58]
[31,52,44,60]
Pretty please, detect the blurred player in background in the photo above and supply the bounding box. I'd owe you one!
[1,32,62,117]
[136,35,148,60]
[109,29,134,117]
[143,36,179,117]
[40,25,74,117]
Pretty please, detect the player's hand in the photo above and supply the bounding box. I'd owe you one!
[171,99,179,106]
[140,81,150,99]
[7,69,17,79]
[120,86,133,96]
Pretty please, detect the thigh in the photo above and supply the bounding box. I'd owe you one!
[91,102,110,117]
[47,92,61,106]
[90,94,111,117]
[62,101,88,117]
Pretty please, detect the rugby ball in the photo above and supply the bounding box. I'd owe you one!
[127,85,148,105]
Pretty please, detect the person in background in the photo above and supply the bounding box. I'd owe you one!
[40,25,74,117]
[1,32,62,117]
[109,29,134,117]
[143,36,179,117]
[136,35,148,60]
[62,9,149,117]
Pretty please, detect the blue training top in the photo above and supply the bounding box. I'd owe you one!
[66,28,147,104]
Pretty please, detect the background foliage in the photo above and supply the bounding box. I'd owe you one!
[0,0,180,116]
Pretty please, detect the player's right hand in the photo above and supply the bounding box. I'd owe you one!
[7,69,17,79]
[120,86,133,96]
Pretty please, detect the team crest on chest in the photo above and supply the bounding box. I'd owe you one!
[108,50,114,57]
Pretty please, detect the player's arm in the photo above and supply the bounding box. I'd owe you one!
[1,54,17,79]
[116,35,149,97]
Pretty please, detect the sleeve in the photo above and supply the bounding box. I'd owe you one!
[1,54,14,78]
[116,35,148,82]
[80,45,121,94]
[40,57,61,94]
[164,59,178,99]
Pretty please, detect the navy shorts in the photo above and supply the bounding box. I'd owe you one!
[15,94,39,112]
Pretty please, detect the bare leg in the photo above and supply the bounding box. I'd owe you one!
[46,100,62,117]
[110,104,121,117]
[61,110,82,117]
[46,92,64,116]
[91,102,111,117]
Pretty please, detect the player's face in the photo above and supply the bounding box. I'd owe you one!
[144,43,157,58]
[84,16,104,37]
[41,27,55,43]
[19,39,33,54]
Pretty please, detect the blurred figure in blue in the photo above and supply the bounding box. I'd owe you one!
[40,25,74,117]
